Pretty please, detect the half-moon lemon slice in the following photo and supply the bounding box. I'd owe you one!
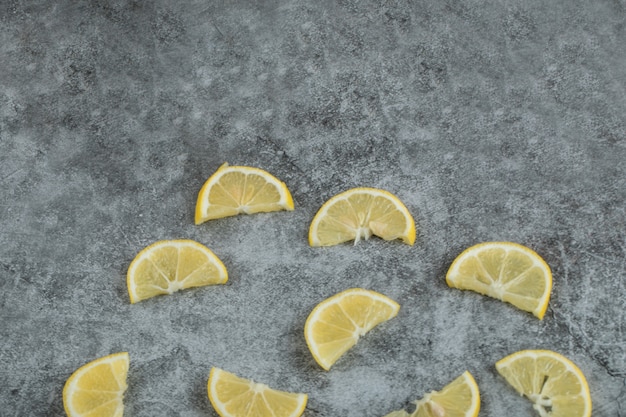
[195,163,294,224]
[309,187,415,246]
[446,242,552,319]
[207,367,308,417]
[127,239,227,303]
[304,288,400,370]
[496,349,592,417]
[63,352,129,417]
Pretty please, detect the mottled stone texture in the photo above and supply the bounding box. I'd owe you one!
[1,1,625,416]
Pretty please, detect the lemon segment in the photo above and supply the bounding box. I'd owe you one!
[195,163,294,224]
[383,371,480,417]
[304,288,400,370]
[445,242,552,319]
[207,368,308,417]
[308,187,416,247]
[127,239,228,303]
[63,352,129,417]
[495,349,592,417]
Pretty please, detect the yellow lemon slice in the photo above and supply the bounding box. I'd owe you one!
[195,163,294,224]
[496,349,592,417]
[207,367,308,417]
[304,288,400,370]
[63,352,129,417]
[308,187,416,246]
[383,371,481,417]
[127,239,228,303]
[445,242,552,319]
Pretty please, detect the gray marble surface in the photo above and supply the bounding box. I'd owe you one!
[1,1,625,416]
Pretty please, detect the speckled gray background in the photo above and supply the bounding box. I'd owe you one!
[1,1,625,416]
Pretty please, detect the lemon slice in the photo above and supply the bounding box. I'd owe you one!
[445,242,552,319]
[383,371,480,417]
[63,352,129,417]
[127,239,228,303]
[207,367,308,417]
[195,163,294,224]
[496,350,592,417]
[304,288,400,370]
[308,187,416,246]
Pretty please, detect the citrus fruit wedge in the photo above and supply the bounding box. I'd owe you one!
[383,371,480,417]
[207,367,308,417]
[195,163,294,224]
[127,239,228,303]
[304,288,400,370]
[496,349,592,417]
[63,352,129,417]
[308,187,416,246]
[445,242,552,319]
